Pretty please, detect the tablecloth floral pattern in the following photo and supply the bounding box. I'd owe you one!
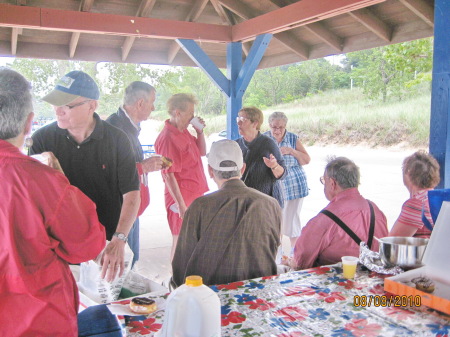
[115,265,450,336]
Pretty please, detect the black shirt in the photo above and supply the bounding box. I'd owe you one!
[30,113,139,239]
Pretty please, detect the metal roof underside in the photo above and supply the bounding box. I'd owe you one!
[0,0,435,69]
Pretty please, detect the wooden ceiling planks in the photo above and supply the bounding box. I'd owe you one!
[0,0,436,69]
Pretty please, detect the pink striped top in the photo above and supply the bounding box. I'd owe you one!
[396,190,433,238]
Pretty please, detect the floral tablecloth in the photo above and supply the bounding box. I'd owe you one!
[114,265,450,336]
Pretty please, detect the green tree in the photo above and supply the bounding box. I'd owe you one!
[347,38,433,101]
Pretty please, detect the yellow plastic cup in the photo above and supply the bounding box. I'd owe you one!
[341,256,359,279]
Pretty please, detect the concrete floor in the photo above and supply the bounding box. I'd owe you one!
[133,124,413,286]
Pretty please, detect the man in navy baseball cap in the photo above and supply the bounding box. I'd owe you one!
[42,70,100,106]
[31,70,140,283]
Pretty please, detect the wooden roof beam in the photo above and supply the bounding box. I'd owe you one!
[232,0,386,42]
[167,0,209,64]
[122,0,157,61]
[399,0,434,27]
[220,0,308,60]
[304,22,343,52]
[69,0,95,58]
[349,7,392,42]
[11,27,22,55]
[0,5,232,42]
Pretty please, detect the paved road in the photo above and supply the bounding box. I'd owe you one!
[135,120,414,284]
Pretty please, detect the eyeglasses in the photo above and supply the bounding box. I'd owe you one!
[236,116,250,123]
[270,125,285,131]
[320,176,325,185]
[62,99,92,110]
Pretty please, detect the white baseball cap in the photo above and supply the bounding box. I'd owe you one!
[208,140,244,171]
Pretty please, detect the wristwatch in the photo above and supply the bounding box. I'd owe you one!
[113,232,128,242]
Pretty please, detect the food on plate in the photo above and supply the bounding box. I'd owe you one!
[411,276,435,293]
[129,297,157,314]
[161,156,173,169]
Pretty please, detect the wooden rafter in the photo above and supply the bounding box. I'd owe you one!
[304,22,343,52]
[11,27,22,55]
[122,0,157,61]
[167,0,209,64]
[399,0,434,27]
[232,0,386,42]
[69,0,95,58]
[210,0,251,56]
[210,0,231,24]
[219,0,308,60]
[349,7,392,42]
[256,0,339,56]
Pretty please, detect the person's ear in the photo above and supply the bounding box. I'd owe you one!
[23,112,34,136]
[88,100,98,113]
[208,165,214,179]
[240,163,246,175]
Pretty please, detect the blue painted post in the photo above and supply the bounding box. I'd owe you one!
[177,34,272,142]
[227,42,242,140]
[429,0,450,188]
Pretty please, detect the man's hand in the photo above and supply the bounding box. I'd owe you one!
[141,156,163,173]
[100,239,126,282]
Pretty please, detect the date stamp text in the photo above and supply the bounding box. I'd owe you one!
[353,295,421,307]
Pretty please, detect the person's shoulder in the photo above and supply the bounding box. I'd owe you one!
[102,119,128,137]
[105,111,121,126]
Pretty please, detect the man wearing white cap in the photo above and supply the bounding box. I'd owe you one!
[172,139,282,287]
[30,70,140,282]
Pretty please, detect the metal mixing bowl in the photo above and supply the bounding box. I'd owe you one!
[378,236,429,269]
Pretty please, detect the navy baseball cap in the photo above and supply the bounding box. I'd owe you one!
[42,70,100,106]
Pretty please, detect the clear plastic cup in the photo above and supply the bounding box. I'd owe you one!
[341,256,359,279]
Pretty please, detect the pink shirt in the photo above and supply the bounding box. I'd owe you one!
[293,188,388,269]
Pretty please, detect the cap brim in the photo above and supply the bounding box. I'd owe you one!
[42,89,80,106]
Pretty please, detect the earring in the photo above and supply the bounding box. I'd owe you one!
[25,137,33,148]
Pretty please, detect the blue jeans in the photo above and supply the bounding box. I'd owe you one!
[78,304,122,337]
[127,218,140,267]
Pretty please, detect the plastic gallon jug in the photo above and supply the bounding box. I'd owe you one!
[157,275,221,337]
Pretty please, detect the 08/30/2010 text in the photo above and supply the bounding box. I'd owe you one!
[353,295,421,307]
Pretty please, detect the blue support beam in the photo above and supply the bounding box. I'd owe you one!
[227,42,243,140]
[177,39,229,95]
[429,0,450,188]
[236,34,272,99]
[177,34,272,142]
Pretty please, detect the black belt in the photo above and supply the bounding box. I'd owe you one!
[320,200,375,249]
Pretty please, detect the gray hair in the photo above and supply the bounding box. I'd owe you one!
[268,111,288,125]
[325,156,360,189]
[212,160,241,180]
[0,67,33,140]
[123,81,155,106]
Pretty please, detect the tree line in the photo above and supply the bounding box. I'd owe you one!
[6,37,433,119]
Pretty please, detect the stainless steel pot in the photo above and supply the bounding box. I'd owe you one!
[378,236,429,269]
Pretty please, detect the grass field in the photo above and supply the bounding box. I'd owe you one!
[151,87,432,148]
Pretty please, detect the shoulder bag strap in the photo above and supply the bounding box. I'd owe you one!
[367,200,375,249]
[320,209,362,246]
